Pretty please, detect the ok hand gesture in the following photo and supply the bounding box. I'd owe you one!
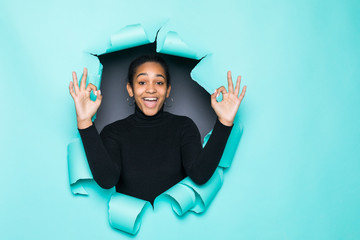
[69,68,102,129]
[211,71,247,126]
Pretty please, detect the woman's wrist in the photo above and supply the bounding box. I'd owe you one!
[218,117,233,127]
[77,118,93,129]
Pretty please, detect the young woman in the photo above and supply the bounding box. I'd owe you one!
[69,55,247,204]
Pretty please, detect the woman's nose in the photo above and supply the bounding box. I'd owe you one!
[145,83,156,93]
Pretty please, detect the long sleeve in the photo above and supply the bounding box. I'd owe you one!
[181,118,233,185]
[78,123,121,189]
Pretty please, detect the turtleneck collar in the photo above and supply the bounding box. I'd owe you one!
[127,103,171,127]
[134,102,164,119]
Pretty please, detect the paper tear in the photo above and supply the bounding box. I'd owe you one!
[67,138,93,195]
[179,167,224,213]
[68,22,243,235]
[154,182,197,216]
[157,31,202,60]
[106,24,153,54]
[108,193,151,235]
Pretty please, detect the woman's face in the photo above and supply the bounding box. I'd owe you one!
[127,62,171,116]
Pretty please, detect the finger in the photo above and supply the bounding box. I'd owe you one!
[86,83,97,93]
[234,75,241,96]
[95,90,103,105]
[72,71,80,93]
[239,85,247,101]
[211,89,218,106]
[80,67,88,90]
[227,71,234,93]
[217,86,227,96]
[69,81,76,98]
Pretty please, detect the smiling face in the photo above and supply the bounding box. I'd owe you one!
[126,62,171,116]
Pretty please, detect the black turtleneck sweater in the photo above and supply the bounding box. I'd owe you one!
[78,105,232,204]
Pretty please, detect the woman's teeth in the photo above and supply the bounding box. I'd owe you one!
[143,98,158,101]
[143,97,158,108]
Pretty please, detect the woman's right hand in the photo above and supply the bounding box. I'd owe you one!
[69,67,102,129]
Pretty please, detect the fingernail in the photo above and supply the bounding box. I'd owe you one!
[214,89,217,94]
[95,91,97,96]
[98,90,101,95]
[216,93,220,98]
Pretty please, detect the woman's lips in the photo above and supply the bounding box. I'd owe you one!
[142,97,158,108]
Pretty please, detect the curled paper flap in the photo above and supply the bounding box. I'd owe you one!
[139,18,169,43]
[108,193,151,235]
[67,138,93,195]
[179,167,224,213]
[157,31,202,60]
[108,168,224,236]
[190,54,216,94]
[106,24,152,54]
[153,167,224,216]
[154,183,196,216]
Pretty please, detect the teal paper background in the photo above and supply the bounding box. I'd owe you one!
[1,0,359,239]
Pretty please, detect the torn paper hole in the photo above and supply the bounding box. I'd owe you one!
[68,22,244,235]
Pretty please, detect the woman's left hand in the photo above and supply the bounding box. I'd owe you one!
[211,71,247,126]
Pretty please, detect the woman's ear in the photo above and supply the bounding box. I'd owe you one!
[126,83,134,97]
[166,85,171,98]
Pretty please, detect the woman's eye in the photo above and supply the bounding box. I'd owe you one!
[138,81,145,85]
[156,82,164,85]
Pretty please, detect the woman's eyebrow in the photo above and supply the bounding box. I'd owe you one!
[136,73,165,79]
[136,73,148,79]
[155,74,166,79]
